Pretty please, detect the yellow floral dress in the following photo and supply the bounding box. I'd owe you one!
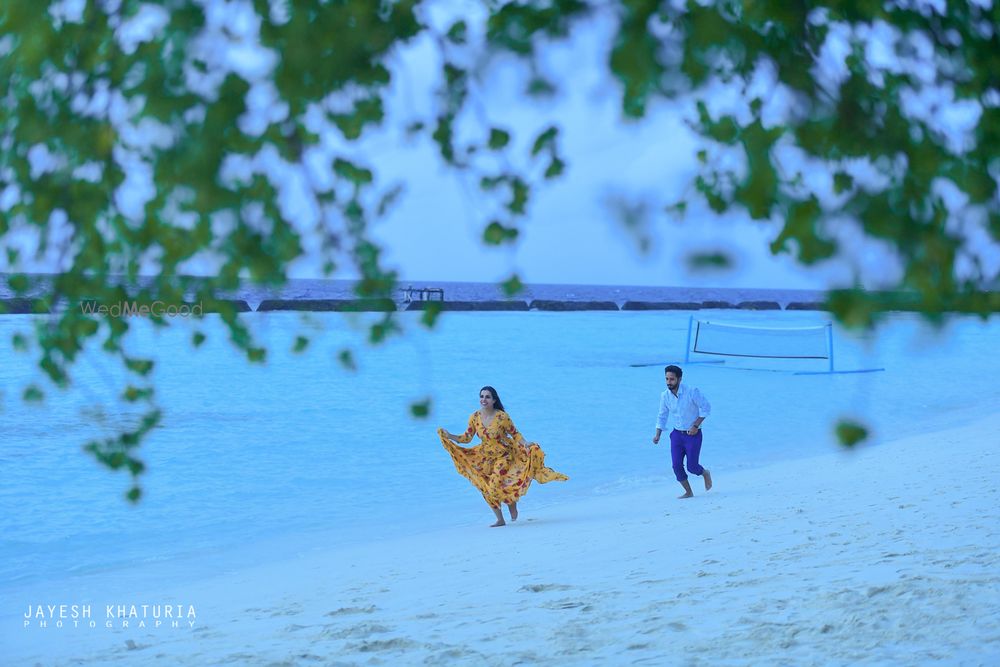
[438,411,568,508]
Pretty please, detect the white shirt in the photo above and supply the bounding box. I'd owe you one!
[655,384,711,432]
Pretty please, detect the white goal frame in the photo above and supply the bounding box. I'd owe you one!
[683,316,884,375]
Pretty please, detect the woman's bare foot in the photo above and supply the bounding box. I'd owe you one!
[677,479,694,499]
[508,503,518,522]
[703,469,713,491]
[489,505,505,527]
[677,492,694,499]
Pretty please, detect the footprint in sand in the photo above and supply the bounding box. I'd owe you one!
[322,622,392,640]
[345,638,418,653]
[269,604,303,618]
[519,583,573,593]
[224,652,259,661]
[291,653,325,662]
[543,599,593,611]
[325,605,377,617]
[424,647,483,664]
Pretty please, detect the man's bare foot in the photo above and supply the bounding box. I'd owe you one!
[490,520,506,527]
[677,492,694,499]
[508,503,518,521]
[703,469,713,491]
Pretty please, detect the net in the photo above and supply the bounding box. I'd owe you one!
[691,320,830,360]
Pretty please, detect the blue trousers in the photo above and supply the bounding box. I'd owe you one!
[670,428,704,482]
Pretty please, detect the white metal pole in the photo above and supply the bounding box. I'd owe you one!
[827,322,835,373]
[685,315,694,364]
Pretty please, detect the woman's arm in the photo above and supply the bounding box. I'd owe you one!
[446,413,477,443]
[503,413,529,447]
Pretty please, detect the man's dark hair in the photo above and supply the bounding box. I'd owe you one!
[664,365,683,378]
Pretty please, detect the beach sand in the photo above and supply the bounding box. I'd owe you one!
[11,413,1000,666]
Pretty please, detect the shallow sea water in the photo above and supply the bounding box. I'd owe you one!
[1,309,997,594]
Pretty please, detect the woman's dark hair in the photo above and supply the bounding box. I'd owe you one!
[664,364,683,378]
[480,386,506,412]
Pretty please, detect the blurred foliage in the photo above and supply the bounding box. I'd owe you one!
[409,397,432,418]
[835,419,869,448]
[686,250,733,271]
[621,1,1000,326]
[3,0,998,496]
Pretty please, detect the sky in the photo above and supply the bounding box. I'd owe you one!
[330,5,845,290]
[318,2,996,290]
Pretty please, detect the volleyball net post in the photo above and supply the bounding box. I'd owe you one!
[687,317,884,375]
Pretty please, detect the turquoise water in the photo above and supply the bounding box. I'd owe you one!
[1,309,998,596]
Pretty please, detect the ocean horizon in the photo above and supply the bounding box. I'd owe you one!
[1,273,829,309]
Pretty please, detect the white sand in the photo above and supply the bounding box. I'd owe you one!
[11,414,1000,665]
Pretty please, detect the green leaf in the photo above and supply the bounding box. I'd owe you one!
[705,115,739,144]
[23,385,44,402]
[123,386,154,402]
[410,398,431,418]
[293,336,310,353]
[7,274,30,293]
[446,20,468,44]
[12,333,29,351]
[501,274,524,296]
[483,221,519,245]
[480,175,505,191]
[488,128,510,150]
[835,419,869,448]
[376,184,404,217]
[531,126,558,156]
[126,487,142,503]
[666,201,687,217]
[124,358,155,376]
[833,172,854,194]
[368,316,400,344]
[334,158,374,185]
[507,177,529,214]
[192,331,206,347]
[543,158,565,179]
[247,347,267,362]
[338,349,357,371]
[526,76,557,97]
[686,251,733,271]
[420,301,443,328]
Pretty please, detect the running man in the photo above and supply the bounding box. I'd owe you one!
[652,365,713,499]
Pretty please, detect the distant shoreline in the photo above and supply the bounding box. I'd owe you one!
[0,295,832,313]
[0,272,839,313]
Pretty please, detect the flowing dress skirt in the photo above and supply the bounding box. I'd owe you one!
[438,428,568,507]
